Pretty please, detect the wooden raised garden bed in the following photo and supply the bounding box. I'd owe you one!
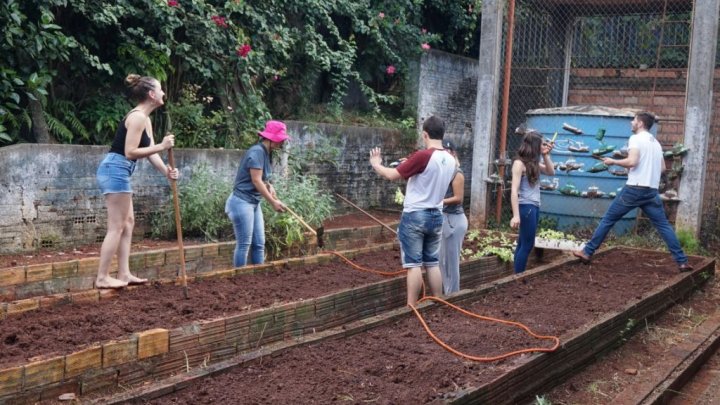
[84,248,713,405]
[0,238,551,403]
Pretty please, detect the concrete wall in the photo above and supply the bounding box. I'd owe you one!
[0,124,409,253]
[285,121,414,209]
[0,145,243,253]
[416,49,480,197]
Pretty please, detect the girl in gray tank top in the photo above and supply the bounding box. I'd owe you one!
[509,131,555,274]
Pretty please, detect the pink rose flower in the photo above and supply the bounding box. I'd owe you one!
[212,16,228,28]
[421,28,427,34]
[237,44,252,58]
[378,12,385,19]
[386,65,396,75]
[167,0,179,6]
[421,43,431,50]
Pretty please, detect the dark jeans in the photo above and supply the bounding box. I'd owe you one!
[583,186,688,264]
[514,204,539,274]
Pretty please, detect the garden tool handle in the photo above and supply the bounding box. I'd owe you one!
[335,193,398,235]
[167,148,189,298]
[284,205,317,236]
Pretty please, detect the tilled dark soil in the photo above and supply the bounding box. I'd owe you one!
[546,270,720,404]
[0,211,400,269]
[138,249,704,405]
[0,249,402,368]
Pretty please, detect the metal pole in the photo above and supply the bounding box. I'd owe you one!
[495,0,517,225]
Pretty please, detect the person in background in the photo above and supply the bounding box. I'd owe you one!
[439,140,468,295]
[510,130,554,274]
[573,112,693,272]
[226,120,288,267]
[369,116,456,306]
[96,74,179,289]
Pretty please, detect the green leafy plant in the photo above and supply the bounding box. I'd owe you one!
[79,94,131,145]
[166,84,231,149]
[537,228,576,241]
[619,318,637,343]
[394,187,405,205]
[152,163,233,242]
[463,230,515,263]
[676,228,701,255]
[262,173,335,258]
[1,1,485,147]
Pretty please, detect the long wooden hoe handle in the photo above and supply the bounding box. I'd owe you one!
[335,193,397,235]
[284,205,317,236]
[167,149,189,299]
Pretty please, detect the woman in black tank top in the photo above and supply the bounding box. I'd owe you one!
[95,74,179,289]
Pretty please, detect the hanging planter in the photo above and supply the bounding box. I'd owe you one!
[534,237,586,251]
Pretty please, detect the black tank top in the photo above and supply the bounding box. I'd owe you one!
[110,113,151,161]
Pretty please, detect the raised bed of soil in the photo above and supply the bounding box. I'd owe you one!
[0,240,552,403]
[0,211,400,270]
[102,249,712,405]
[0,212,399,302]
[0,249,401,368]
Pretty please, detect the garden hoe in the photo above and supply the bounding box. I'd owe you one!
[166,113,189,299]
[335,193,398,236]
[284,205,325,249]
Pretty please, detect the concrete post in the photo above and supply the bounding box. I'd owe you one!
[469,0,506,228]
[676,0,720,235]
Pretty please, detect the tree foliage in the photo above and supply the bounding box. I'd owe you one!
[1,0,483,146]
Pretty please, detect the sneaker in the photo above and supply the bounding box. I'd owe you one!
[572,250,591,264]
[678,263,693,272]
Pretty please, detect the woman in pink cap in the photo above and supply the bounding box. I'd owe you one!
[225,120,289,267]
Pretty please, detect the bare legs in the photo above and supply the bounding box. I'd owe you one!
[406,265,443,307]
[96,193,146,288]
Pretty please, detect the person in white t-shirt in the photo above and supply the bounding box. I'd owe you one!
[369,116,456,306]
[573,112,692,272]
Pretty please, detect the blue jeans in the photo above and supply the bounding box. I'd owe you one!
[583,186,688,264]
[398,209,443,268]
[97,153,136,194]
[225,194,265,267]
[514,204,539,274]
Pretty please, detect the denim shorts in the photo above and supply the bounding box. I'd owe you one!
[96,153,136,194]
[398,209,443,268]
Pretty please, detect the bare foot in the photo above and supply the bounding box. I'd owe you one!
[96,276,128,289]
[118,274,148,285]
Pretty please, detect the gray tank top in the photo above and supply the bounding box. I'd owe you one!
[443,169,464,215]
[518,175,541,206]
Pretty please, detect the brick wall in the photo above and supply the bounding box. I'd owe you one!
[284,121,414,211]
[0,124,410,253]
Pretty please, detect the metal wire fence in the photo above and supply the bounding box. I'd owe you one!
[484,0,720,243]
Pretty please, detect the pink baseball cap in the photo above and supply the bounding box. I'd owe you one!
[258,120,290,143]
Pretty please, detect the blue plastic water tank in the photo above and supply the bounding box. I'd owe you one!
[525,106,653,235]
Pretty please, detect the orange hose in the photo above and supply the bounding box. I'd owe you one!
[326,250,405,277]
[329,250,560,361]
[410,296,560,362]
